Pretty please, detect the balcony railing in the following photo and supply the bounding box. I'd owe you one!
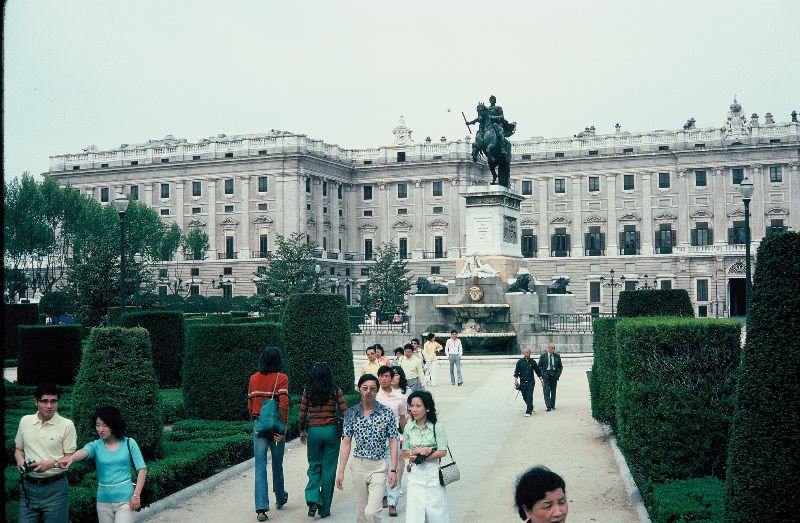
[327,252,340,260]
[551,250,571,257]
[584,249,605,256]
[531,313,614,333]
[422,251,447,259]
[218,252,238,260]
[251,250,270,259]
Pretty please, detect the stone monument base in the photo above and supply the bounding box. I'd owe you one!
[454,255,525,284]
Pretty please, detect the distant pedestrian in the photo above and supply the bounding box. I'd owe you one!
[410,338,423,361]
[376,366,409,517]
[59,405,147,522]
[391,347,404,367]
[514,347,543,416]
[514,466,568,522]
[423,332,443,387]
[539,343,563,412]
[375,345,391,367]
[248,347,289,521]
[402,390,451,522]
[445,330,464,386]
[399,344,425,392]
[336,375,399,523]
[358,346,381,379]
[299,363,347,519]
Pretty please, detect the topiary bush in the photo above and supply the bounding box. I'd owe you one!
[615,317,741,485]
[122,311,185,388]
[38,291,74,324]
[72,327,164,459]
[205,296,231,313]
[616,289,694,318]
[183,294,207,313]
[158,294,186,312]
[651,476,725,523]
[182,323,285,420]
[17,325,83,386]
[284,293,355,395]
[106,306,142,326]
[4,303,39,359]
[589,317,618,428]
[725,232,800,521]
[347,305,365,333]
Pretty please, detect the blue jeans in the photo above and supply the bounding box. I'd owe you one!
[18,475,69,523]
[449,355,463,385]
[253,428,287,512]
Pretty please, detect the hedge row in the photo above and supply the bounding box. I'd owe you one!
[17,325,83,386]
[650,476,725,523]
[588,317,617,428]
[106,306,142,326]
[123,311,184,388]
[183,323,285,420]
[615,318,741,485]
[4,303,39,359]
[616,289,694,318]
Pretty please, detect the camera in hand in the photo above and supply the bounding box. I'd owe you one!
[413,446,437,464]
[19,458,36,474]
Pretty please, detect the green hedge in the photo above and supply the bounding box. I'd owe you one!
[231,316,271,324]
[230,311,248,318]
[4,303,39,359]
[183,323,285,420]
[589,317,618,428]
[348,305,365,333]
[72,327,164,459]
[725,232,800,521]
[123,311,184,388]
[160,389,186,424]
[16,325,83,386]
[615,318,741,486]
[616,289,694,318]
[651,476,725,523]
[284,294,355,395]
[106,306,142,326]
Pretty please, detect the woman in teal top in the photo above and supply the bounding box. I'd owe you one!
[401,390,450,522]
[60,405,147,522]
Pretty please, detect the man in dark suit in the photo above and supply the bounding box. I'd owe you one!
[539,343,563,412]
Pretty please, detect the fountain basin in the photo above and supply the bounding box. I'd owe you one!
[436,303,510,320]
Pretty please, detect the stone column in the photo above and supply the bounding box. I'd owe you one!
[175,180,184,230]
[315,178,325,248]
[378,183,389,245]
[711,169,726,246]
[413,178,425,259]
[790,164,800,232]
[207,179,217,257]
[676,169,690,246]
[537,178,550,258]
[240,175,251,259]
[330,182,340,257]
[640,172,653,255]
[571,175,584,257]
[144,184,154,209]
[346,184,357,254]
[605,173,618,255]
[452,176,469,258]
[750,164,765,243]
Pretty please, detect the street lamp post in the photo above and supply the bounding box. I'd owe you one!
[599,268,624,316]
[739,177,754,317]
[113,194,130,311]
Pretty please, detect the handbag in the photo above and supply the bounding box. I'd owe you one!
[254,374,286,438]
[433,423,460,486]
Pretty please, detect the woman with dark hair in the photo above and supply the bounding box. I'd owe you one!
[514,466,568,522]
[375,344,391,366]
[60,405,147,522]
[248,347,289,521]
[391,365,410,399]
[402,390,450,522]
[298,362,347,518]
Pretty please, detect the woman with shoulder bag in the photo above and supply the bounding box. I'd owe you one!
[248,347,289,521]
[402,390,451,522]
[59,405,147,523]
[298,362,347,518]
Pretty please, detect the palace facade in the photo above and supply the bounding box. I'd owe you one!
[49,99,799,316]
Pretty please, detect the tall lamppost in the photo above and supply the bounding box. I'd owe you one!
[599,268,623,316]
[739,177,754,317]
[113,194,130,311]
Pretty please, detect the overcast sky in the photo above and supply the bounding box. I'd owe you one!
[4,0,799,180]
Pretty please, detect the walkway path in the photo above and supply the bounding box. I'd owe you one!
[139,360,640,522]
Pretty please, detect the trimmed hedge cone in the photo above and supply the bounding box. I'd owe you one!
[4,303,40,359]
[725,232,800,521]
[72,327,164,460]
[122,311,185,388]
[284,293,355,395]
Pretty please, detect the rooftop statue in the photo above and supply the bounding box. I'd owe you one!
[464,95,516,188]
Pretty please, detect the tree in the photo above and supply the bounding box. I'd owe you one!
[360,242,410,316]
[158,223,182,262]
[182,228,210,261]
[255,233,318,308]
[39,291,74,323]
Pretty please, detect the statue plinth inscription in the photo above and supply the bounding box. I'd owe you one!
[462,186,524,258]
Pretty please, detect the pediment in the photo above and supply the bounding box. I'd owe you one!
[253,215,274,225]
[187,219,206,227]
[619,212,641,222]
[393,220,413,229]
[219,217,239,228]
[359,222,377,231]
[654,211,678,221]
[550,215,572,225]
[521,217,539,226]
[727,208,745,218]
[765,207,789,216]
[427,218,449,228]
[583,214,606,224]
[690,209,713,219]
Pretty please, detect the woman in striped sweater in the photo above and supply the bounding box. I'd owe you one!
[299,363,347,518]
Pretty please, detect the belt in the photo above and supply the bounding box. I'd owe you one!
[24,473,66,485]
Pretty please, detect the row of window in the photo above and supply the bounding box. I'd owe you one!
[586,277,717,317]
[362,207,444,217]
[518,166,784,196]
[353,181,445,201]
[98,177,271,203]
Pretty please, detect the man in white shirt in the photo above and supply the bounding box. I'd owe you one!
[376,366,408,517]
[444,330,464,386]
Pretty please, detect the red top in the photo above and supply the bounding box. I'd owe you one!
[299,387,347,432]
[247,372,289,424]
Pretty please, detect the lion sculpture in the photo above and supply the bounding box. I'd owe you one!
[507,273,532,293]
[416,277,448,295]
[547,277,571,294]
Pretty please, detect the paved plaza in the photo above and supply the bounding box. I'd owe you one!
[138,359,641,522]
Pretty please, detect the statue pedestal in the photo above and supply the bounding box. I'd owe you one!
[461,186,524,258]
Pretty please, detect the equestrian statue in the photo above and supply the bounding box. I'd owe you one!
[464,95,516,187]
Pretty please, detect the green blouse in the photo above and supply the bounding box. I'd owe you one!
[402,420,448,450]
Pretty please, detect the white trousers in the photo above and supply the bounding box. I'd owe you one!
[426,360,439,387]
[406,461,450,523]
[97,502,133,523]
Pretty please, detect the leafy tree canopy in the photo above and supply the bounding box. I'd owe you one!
[255,233,318,307]
[360,242,410,315]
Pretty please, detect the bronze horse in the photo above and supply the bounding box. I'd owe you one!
[471,104,512,187]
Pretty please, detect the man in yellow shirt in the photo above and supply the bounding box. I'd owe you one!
[358,346,381,380]
[422,333,443,387]
[399,344,426,392]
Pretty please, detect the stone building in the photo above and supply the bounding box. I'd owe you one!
[49,99,798,316]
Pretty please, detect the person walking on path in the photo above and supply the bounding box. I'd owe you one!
[514,466,569,522]
[375,345,391,367]
[402,390,451,523]
[336,374,399,523]
[247,347,290,521]
[423,333,443,387]
[376,366,409,517]
[15,382,77,523]
[358,346,381,380]
[538,343,563,412]
[514,347,543,416]
[390,365,411,494]
[59,405,147,522]
[399,344,426,392]
[445,330,464,386]
[298,363,348,519]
